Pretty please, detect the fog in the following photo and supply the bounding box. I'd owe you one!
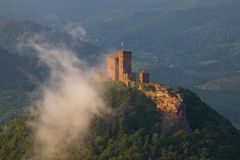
[25,42,107,159]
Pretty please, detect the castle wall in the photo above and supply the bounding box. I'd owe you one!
[107,56,119,81]
[107,50,147,85]
[139,71,150,83]
[117,51,132,81]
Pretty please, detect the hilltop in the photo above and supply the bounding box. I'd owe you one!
[83,1,240,127]
[0,82,240,160]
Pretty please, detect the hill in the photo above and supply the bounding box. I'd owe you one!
[0,0,240,130]
[0,47,41,90]
[0,17,105,90]
[0,84,239,160]
[0,17,101,61]
[81,0,240,128]
[200,76,240,92]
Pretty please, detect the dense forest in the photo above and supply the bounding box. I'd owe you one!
[0,83,239,160]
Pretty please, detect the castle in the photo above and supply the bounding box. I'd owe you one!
[106,50,190,133]
[106,50,186,115]
[107,50,150,85]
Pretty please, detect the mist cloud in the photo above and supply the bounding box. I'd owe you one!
[26,42,107,159]
[64,23,87,41]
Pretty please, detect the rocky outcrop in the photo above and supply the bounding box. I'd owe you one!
[132,82,192,134]
[138,83,184,114]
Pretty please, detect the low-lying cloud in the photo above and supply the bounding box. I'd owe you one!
[26,42,107,159]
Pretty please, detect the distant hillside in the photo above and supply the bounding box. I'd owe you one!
[0,90,30,125]
[1,0,239,91]
[0,17,103,124]
[200,76,240,92]
[0,17,102,90]
[84,0,240,86]
[0,85,239,160]
[0,17,101,60]
[191,88,240,128]
[0,47,41,90]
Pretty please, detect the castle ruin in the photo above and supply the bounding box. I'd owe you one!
[106,49,190,133]
[106,50,185,114]
[107,50,150,85]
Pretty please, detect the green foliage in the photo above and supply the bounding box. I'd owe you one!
[93,83,161,136]
[73,87,240,160]
[0,116,32,160]
[0,86,240,160]
[180,89,234,129]
[193,88,240,128]
[142,84,156,92]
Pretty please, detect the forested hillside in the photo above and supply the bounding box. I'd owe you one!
[0,84,239,160]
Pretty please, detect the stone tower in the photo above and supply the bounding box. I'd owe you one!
[139,70,150,83]
[107,55,119,81]
[117,51,132,81]
[107,50,141,85]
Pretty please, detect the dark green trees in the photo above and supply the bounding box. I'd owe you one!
[0,84,240,160]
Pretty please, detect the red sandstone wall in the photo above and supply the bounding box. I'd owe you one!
[107,56,119,81]
[139,71,150,83]
[117,51,132,81]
